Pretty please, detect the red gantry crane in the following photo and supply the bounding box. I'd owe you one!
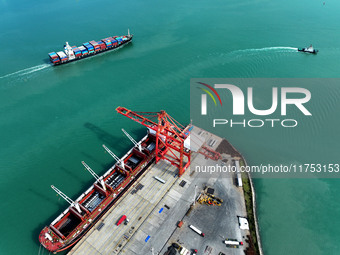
[116,107,191,176]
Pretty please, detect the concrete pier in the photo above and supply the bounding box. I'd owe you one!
[68,126,254,255]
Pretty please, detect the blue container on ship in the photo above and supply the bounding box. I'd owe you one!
[83,43,94,53]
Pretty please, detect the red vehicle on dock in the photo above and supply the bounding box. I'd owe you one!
[116,215,127,226]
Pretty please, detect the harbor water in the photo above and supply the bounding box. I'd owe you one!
[1,0,340,254]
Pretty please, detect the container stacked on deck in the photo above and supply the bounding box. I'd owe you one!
[109,37,118,47]
[78,46,88,56]
[89,41,101,52]
[97,41,106,50]
[72,46,82,57]
[83,42,95,54]
[115,37,123,45]
[48,52,60,64]
[57,51,68,62]
[101,38,113,48]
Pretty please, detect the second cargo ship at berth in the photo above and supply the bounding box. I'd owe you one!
[39,129,159,253]
[48,30,133,65]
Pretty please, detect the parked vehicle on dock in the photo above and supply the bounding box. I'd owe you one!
[189,225,205,237]
[117,215,127,226]
[224,238,243,248]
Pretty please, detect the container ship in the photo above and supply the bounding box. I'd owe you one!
[39,129,158,253]
[48,30,132,65]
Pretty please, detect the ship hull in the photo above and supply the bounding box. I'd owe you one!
[39,134,158,253]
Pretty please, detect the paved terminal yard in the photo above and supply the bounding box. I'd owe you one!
[68,126,250,255]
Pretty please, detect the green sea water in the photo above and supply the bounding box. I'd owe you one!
[1,0,340,254]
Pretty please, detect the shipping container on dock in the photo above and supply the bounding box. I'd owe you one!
[47,30,133,65]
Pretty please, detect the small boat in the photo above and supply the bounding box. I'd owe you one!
[298,44,318,54]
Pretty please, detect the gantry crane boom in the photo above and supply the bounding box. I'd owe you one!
[116,106,191,176]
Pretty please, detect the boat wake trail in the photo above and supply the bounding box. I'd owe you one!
[235,46,298,54]
[0,64,52,79]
